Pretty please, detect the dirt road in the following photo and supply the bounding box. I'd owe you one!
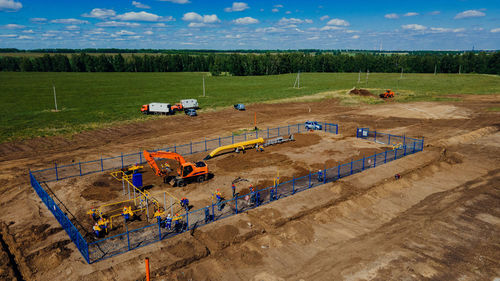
[0,95,499,280]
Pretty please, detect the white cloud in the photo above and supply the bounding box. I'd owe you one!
[182,12,220,25]
[404,12,419,17]
[454,10,485,19]
[0,34,16,37]
[183,12,202,21]
[351,35,360,39]
[274,4,283,8]
[233,17,259,25]
[82,8,116,19]
[320,15,329,21]
[152,23,167,27]
[255,27,284,33]
[30,17,47,23]
[429,11,440,15]
[22,29,33,33]
[225,34,241,39]
[0,0,22,11]
[18,35,33,39]
[307,36,319,40]
[225,2,249,12]
[51,18,89,24]
[188,22,206,28]
[326,18,349,26]
[429,27,465,33]
[144,30,153,35]
[320,26,342,31]
[272,8,279,13]
[132,1,150,9]
[401,24,427,31]
[116,30,136,36]
[278,17,303,25]
[491,28,500,33]
[2,23,24,29]
[202,14,220,23]
[96,21,141,27]
[88,28,106,35]
[66,25,80,30]
[158,0,190,3]
[385,13,399,19]
[114,11,173,22]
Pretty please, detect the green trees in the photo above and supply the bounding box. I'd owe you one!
[0,51,498,75]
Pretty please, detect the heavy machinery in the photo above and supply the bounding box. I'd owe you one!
[143,150,209,186]
[380,89,395,99]
[170,103,183,113]
[141,103,172,115]
[305,121,322,130]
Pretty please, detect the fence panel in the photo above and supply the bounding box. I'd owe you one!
[30,173,89,263]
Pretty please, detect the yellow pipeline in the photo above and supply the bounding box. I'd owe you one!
[204,138,264,160]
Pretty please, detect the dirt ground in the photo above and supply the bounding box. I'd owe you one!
[48,132,389,239]
[0,94,499,280]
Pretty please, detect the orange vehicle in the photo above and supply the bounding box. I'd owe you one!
[143,150,209,187]
[380,89,395,98]
[170,103,183,113]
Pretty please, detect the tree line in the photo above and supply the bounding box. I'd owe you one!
[0,51,499,75]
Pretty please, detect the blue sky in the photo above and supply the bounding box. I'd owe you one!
[0,0,499,50]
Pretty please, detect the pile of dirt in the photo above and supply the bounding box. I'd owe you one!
[349,88,375,97]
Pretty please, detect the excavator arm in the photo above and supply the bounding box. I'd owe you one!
[143,150,187,176]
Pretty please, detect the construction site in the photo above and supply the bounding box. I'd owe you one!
[0,96,499,280]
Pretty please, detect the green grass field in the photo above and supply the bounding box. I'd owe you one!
[0,72,499,143]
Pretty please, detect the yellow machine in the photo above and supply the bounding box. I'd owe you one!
[204,138,264,160]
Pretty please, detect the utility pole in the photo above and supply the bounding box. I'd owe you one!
[52,83,58,111]
[459,65,462,75]
[400,67,404,79]
[434,64,437,76]
[202,76,206,97]
[357,70,361,83]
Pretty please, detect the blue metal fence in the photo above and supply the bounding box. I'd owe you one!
[28,123,424,264]
[31,122,338,183]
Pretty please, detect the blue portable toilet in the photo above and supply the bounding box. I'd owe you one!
[132,172,143,188]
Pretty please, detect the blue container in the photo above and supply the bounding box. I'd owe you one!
[132,172,143,188]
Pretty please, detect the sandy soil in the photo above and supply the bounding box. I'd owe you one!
[0,94,499,280]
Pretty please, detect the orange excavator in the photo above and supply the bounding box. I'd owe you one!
[143,150,209,187]
[379,89,395,99]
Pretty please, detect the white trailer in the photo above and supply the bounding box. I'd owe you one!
[142,103,171,114]
[180,99,199,109]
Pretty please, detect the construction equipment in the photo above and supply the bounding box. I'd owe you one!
[141,103,172,115]
[263,135,294,147]
[143,150,209,186]
[203,138,264,160]
[379,89,395,99]
[170,103,183,113]
[234,104,246,111]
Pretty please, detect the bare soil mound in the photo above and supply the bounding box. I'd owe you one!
[349,88,375,97]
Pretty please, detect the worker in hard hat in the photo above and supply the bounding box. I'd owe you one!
[87,208,99,221]
[173,213,183,232]
[231,183,236,198]
[317,169,323,182]
[165,214,172,230]
[180,197,190,212]
[93,223,102,238]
